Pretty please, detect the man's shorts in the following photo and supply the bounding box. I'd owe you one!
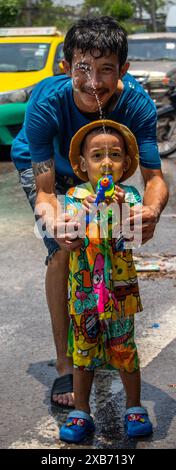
[19,167,77,265]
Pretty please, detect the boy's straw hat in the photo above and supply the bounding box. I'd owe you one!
[69,119,139,182]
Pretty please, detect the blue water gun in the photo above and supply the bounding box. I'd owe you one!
[86,175,115,225]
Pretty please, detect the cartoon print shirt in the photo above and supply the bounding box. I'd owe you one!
[65,182,143,319]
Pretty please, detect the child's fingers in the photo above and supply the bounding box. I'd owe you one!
[82,200,91,210]
[87,195,96,202]
[114,189,125,197]
[114,184,123,192]
[83,195,96,204]
[113,189,125,204]
[82,195,96,212]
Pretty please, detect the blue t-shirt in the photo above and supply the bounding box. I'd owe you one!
[11,73,161,175]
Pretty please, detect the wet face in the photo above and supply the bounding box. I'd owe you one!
[80,131,131,189]
[65,49,125,113]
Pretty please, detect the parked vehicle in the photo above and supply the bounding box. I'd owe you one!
[128,33,176,106]
[0,27,64,151]
[157,83,176,157]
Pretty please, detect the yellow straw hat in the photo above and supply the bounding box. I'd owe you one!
[69,119,139,182]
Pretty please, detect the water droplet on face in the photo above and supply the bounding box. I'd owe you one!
[72,54,110,164]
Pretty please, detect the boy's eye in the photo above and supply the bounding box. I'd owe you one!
[94,153,102,159]
[111,152,121,158]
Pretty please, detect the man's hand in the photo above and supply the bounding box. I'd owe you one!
[32,160,84,252]
[138,167,169,244]
[53,213,83,252]
[127,204,159,245]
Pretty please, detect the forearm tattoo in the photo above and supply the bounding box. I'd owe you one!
[32,158,54,176]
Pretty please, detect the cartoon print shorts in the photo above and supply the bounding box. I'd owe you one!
[67,313,139,373]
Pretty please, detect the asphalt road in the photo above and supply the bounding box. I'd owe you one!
[0,157,176,450]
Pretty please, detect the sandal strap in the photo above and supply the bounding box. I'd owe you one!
[68,409,94,425]
[125,406,148,417]
[51,374,73,395]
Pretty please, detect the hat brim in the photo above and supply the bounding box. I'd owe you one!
[69,119,139,182]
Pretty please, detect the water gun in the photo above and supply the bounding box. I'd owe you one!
[86,175,115,225]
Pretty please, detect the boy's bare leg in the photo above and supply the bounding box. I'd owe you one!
[45,249,74,406]
[74,369,94,414]
[119,368,141,409]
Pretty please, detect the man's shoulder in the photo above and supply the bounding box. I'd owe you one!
[30,74,71,102]
[122,72,155,110]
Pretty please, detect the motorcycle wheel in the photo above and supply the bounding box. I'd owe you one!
[157,114,176,157]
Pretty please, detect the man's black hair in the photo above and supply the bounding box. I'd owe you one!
[63,16,128,70]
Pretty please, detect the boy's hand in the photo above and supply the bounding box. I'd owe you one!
[113,185,125,205]
[82,194,96,211]
[83,188,125,208]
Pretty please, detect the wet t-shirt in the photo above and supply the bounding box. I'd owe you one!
[11,73,161,174]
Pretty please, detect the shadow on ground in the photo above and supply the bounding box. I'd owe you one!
[26,338,176,449]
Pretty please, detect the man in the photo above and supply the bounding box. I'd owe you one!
[11,16,169,409]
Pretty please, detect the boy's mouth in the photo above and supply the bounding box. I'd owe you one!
[101,172,113,179]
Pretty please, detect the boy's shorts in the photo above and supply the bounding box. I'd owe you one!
[18,167,78,265]
[68,314,139,373]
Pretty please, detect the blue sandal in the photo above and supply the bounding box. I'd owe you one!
[125,406,153,438]
[60,410,95,443]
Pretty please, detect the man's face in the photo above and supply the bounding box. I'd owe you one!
[67,49,122,113]
[80,131,129,189]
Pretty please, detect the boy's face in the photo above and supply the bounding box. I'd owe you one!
[80,131,130,188]
[64,49,128,113]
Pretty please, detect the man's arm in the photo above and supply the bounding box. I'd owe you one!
[141,167,169,216]
[32,159,82,251]
[127,91,169,244]
[33,158,58,214]
[139,166,169,244]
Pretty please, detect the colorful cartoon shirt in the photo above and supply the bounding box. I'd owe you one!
[65,182,143,370]
[66,182,143,319]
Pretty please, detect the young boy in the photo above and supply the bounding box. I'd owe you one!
[60,119,153,443]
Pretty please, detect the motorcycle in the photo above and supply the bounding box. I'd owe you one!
[157,83,176,157]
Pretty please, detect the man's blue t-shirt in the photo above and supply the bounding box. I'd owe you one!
[11,72,161,176]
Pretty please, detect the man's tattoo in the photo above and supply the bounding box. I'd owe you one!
[32,159,54,176]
